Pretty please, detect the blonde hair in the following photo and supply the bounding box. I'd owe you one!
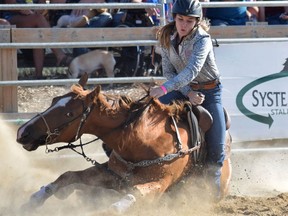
[157,17,210,49]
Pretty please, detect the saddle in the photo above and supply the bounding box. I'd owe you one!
[190,105,231,133]
[185,104,231,163]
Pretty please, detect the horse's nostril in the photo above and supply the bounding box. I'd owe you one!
[17,129,30,143]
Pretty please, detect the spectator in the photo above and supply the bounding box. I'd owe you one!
[47,0,112,57]
[205,0,248,26]
[259,1,288,25]
[106,0,155,27]
[49,0,112,28]
[246,0,259,23]
[46,0,80,26]
[3,0,73,79]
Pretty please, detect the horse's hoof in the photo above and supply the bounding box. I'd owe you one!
[20,202,34,214]
[109,194,136,214]
[28,185,53,208]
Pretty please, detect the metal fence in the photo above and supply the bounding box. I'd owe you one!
[1,1,288,87]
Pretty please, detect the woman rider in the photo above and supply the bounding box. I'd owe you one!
[149,0,226,200]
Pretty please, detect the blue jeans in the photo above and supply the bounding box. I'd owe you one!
[266,14,288,25]
[158,84,226,195]
[88,12,113,28]
[112,11,126,27]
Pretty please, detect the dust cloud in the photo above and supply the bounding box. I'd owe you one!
[0,120,59,215]
[230,143,288,197]
[1,118,288,216]
[0,119,215,216]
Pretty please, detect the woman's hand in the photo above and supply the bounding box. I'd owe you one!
[150,86,166,99]
[187,91,205,105]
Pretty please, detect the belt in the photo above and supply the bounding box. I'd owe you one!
[190,79,220,90]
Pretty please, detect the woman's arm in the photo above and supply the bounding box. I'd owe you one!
[162,36,211,93]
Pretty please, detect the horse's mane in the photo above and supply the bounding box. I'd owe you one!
[70,84,189,120]
[71,84,132,112]
[71,84,91,98]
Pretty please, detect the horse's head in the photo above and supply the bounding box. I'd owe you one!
[16,74,100,151]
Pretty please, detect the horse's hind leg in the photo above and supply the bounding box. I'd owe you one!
[220,158,232,197]
[23,163,121,209]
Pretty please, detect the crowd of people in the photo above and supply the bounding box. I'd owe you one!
[0,0,288,79]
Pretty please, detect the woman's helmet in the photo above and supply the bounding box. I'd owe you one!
[172,0,202,18]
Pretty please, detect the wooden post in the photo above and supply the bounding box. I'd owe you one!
[0,26,18,113]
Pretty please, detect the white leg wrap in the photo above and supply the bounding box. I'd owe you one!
[110,194,136,214]
[29,183,55,207]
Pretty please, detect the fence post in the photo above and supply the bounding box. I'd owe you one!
[0,26,18,113]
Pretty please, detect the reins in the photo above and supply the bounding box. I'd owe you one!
[43,93,152,165]
[113,112,202,171]
[42,92,201,168]
[42,99,102,165]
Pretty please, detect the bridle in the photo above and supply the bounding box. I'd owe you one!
[40,93,201,168]
[40,94,151,165]
[38,98,97,154]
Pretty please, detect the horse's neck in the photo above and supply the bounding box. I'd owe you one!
[87,107,129,139]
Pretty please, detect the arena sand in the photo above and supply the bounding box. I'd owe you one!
[0,119,217,216]
[1,116,288,216]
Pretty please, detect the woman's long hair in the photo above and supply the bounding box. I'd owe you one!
[157,17,210,49]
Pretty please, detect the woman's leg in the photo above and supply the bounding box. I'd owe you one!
[88,12,113,27]
[201,85,226,199]
[9,13,71,74]
[8,14,48,78]
[33,49,45,78]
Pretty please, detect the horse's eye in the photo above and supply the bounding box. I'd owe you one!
[66,112,73,118]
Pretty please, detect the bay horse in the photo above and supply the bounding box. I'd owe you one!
[17,74,232,212]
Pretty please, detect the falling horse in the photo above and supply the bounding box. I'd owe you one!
[17,74,232,212]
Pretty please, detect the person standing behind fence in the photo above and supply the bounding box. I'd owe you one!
[259,0,288,25]
[48,0,113,57]
[204,0,248,26]
[150,0,226,200]
[2,0,74,79]
[106,0,156,27]
[246,0,259,23]
[49,0,112,28]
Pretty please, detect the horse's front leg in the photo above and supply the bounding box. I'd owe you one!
[108,180,169,214]
[22,162,120,210]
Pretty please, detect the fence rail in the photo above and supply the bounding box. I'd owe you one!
[1,1,288,113]
[1,1,288,10]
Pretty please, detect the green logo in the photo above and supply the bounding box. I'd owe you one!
[236,71,288,128]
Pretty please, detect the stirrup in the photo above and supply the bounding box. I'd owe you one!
[186,105,201,163]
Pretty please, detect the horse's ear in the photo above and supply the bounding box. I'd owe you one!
[78,73,88,87]
[95,85,101,94]
[88,85,101,101]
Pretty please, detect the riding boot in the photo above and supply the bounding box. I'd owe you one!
[102,142,112,157]
[204,164,222,202]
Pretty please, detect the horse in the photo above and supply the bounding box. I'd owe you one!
[17,74,232,213]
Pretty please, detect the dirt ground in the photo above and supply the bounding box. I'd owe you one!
[0,84,287,216]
